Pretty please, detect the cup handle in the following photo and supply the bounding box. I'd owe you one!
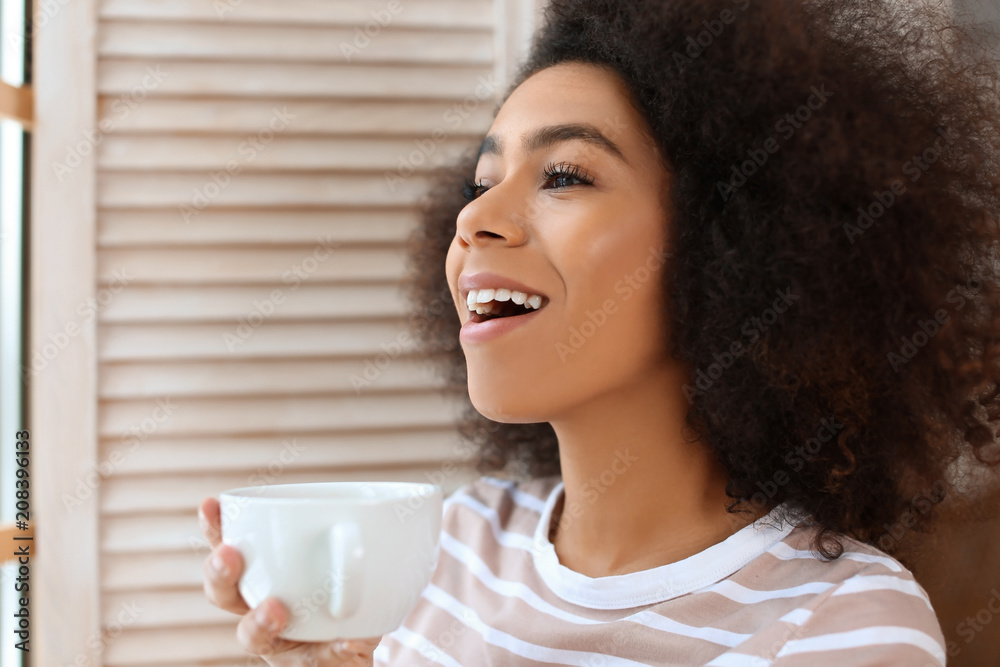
[328,523,364,619]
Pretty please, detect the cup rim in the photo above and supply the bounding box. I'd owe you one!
[219,480,442,504]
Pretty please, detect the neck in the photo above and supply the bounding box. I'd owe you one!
[546,362,764,578]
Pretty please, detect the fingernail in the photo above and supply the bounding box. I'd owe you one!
[211,554,230,579]
[256,602,279,633]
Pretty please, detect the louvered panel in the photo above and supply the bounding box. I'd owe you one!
[100,358,443,398]
[100,21,492,64]
[95,98,493,135]
[97,247,407,284]
[98,209,417,246]
[98,283,407,323]
[98,172,432,208]
[98,321,417,361]
[97,429,465,475]
[98,60,497,98]
[98,135,473,171]
[98,0,493,30]
[98,392,458,438]
[89,1,510,664]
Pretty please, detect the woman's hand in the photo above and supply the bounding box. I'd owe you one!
[199,497,382,665]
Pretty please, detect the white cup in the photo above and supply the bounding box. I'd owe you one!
[219,481,442,642]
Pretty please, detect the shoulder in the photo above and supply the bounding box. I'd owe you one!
[751,520,947,666]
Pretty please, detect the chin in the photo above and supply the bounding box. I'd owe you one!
[469,394,544,425]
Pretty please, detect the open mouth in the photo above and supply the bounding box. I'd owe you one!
[467,297,546,324]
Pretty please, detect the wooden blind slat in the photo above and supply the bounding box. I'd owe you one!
[98,0,494,30]
[98,283,407,323]
[98,429,464,475]
[98,321,419,360]
[97,246,408,283]
[98,135,472,171]
[98,209,417,246]
[98,173,432,208]
[98,60,498,99]
[95,98,493,134]
[100,21,492,63]
[100,358,443,398]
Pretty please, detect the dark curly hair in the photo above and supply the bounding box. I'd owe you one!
[402,0,1000,562]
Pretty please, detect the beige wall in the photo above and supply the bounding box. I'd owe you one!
[32,1,543,664]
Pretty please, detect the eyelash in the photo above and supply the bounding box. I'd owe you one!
[461,161,594,202]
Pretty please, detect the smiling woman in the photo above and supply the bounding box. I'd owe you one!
[385,0,1000,664]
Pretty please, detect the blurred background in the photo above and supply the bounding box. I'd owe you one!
[0,0,997,666]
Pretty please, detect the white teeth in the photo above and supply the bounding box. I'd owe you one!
[465,288,545,313]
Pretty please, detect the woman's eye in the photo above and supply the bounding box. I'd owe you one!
[542,161,594,191]
[462,179,488,202]
[460,162,594,203]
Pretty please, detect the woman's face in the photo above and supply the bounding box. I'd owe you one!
[445,61,674,423]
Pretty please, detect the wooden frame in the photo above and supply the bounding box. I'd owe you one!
[30,0,99,664]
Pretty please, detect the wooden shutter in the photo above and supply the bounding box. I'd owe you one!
[88,1,538,663]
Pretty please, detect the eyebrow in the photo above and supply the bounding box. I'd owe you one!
[476,123,629,166]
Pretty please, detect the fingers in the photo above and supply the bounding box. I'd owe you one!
[236,597,300,659]
[202,543,250,615]
[198,497,222,548]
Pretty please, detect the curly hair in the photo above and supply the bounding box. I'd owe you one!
[402,0,1000,562]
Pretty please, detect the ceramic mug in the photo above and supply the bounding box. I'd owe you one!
[219,481,442,641]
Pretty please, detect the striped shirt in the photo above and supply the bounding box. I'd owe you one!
[373,474,946,666]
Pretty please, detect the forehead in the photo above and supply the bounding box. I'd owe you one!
[484,62,654,161]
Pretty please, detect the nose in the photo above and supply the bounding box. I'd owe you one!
[454,181,528,250]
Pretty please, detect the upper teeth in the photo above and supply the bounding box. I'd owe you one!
[466,288,544,315]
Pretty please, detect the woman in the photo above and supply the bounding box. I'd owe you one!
[199,0,1000,664]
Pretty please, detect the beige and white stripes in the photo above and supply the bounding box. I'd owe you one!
[374,475,947,666]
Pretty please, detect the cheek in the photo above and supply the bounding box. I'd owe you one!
[555,212,669,358]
